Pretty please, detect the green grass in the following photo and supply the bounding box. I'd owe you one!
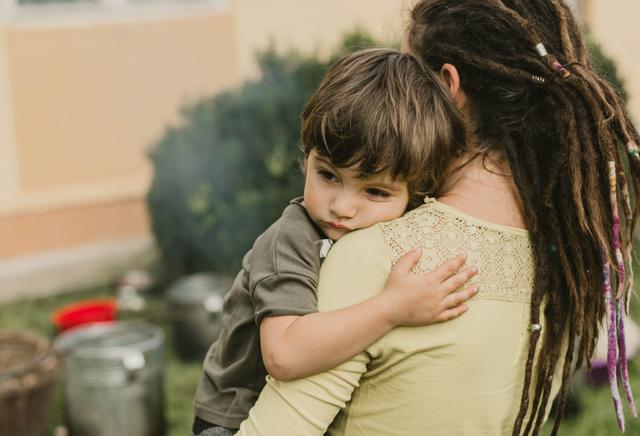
[541,357,640,435]
[3,288,640,435]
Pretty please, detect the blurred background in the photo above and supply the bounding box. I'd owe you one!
[0,0,638,435]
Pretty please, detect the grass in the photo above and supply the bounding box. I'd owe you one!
[541,357,640,435]
[2,287,640,435]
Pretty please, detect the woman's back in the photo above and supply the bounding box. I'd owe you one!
[327,199,561,435]
[238,198,563,435]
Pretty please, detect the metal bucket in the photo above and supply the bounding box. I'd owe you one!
[166,272,232,360]
[55,321,165,436]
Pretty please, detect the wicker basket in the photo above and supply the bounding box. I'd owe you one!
[0,331,59,436]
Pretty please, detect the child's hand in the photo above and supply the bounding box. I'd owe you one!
[382,248,478,327]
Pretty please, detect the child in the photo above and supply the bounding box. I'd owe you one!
[192,48,474,435]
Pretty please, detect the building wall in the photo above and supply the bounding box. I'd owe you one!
[0,5,236,259]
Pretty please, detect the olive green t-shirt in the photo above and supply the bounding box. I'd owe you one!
[193,198,328,429]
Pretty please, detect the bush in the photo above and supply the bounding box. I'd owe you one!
[587,36,628,102]
[147,31,378,275]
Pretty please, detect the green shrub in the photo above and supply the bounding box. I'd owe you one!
[587,35,628,102]
[147,32,378,275]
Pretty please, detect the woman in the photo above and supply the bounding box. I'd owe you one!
[237,1,640,434]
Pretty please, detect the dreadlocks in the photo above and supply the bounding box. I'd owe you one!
[408,1,639,434]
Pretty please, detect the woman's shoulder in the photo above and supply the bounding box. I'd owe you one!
[380,196,530,258]
[378,198,440,262]
[317,225,392,311]
[326,224,389,265]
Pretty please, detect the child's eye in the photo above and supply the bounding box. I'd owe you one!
[366,188,392,199]
[318,169,337,182]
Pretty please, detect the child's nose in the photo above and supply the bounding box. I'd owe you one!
[330,193,357,219]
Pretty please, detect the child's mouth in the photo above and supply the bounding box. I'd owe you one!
[326,221,351,231]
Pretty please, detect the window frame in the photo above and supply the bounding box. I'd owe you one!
[1,0,229,25]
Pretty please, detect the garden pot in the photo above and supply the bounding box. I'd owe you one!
[166,272,232,360]
[55,321,165,436]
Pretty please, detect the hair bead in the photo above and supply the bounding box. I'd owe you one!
[552,61,571,78]
[535,42,548,57]
[535,42,571,78]
[531,75,546,85]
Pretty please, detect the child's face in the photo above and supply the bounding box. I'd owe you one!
[303,150,409,241]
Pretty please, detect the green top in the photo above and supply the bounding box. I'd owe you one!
[238,198,565,435]
[194,198,327,429]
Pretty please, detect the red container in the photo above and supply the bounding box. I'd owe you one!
[52,299,117,332]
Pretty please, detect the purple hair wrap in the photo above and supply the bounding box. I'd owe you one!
[603,257,625,431]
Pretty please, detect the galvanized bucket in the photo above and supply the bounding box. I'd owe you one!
[55,321,165,436]
[166,272,232,360]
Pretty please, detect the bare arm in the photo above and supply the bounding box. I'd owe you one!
[260,248,478,380]
[241,226,462,434]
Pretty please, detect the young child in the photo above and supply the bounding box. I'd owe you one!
[192,48,475,435]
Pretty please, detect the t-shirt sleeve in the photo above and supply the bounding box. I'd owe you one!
[237,225,392,435]
[252,272,318,325]
[249,208,323,325]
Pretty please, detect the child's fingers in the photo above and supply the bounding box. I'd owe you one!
[438,265,478,294]
[392,247,423,274]
[436,304,468,322]
[441,285,478,309]
[429,254,467,282]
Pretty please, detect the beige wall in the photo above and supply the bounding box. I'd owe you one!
[585,0,639,122]
[9,13,235,194]
[231,0,409,79]
[0,5,238,262]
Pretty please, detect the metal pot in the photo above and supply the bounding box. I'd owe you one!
[55,321,165,436]
[166,272,232,360]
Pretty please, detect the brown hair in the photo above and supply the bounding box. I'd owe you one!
[301,48,466,208]
[408,0,639,434]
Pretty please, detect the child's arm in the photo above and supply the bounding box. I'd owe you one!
[260,248,478,381]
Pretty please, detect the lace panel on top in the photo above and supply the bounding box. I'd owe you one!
[380,198,534,303]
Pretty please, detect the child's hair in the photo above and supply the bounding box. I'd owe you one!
[408,0,640,434]
[301,48,466,208]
